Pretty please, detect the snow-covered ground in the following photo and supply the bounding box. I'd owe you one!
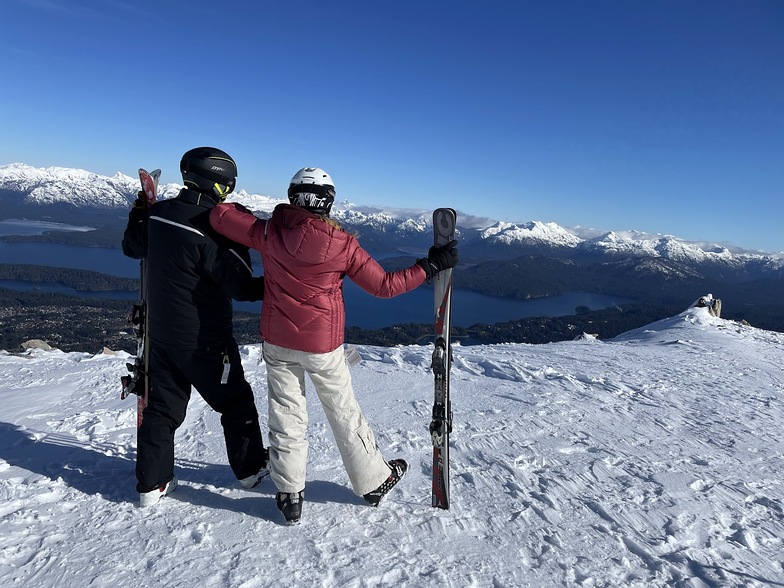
[1,304,783,587]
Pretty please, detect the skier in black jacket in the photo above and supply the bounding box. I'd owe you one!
[122,146,268,507]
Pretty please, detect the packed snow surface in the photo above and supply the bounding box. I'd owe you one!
[1,306,783,587]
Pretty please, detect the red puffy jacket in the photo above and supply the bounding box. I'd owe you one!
[210,203,427,353]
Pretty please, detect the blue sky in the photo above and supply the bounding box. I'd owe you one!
[3,0,783,252]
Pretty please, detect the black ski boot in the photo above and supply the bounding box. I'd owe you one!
[276,491,304,525]
[363,459,408,506]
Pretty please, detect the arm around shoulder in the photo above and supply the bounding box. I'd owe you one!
[209,203,264,249]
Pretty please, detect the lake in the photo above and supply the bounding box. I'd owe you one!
[0,222,634,329]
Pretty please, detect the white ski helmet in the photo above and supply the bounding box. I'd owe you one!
[288,167,336,215]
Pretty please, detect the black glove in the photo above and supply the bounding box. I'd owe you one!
[129,191,151,225]
[417,240,458,281]
[132,190,148,210]
[128,192,149,223]
[246,276,265,301]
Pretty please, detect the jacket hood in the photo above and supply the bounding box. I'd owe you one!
[271,204,349,265]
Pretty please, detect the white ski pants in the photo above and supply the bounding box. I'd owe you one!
[262,342,391,496]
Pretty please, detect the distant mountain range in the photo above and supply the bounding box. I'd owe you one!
[1,162,783,334]
[2,162,781,267]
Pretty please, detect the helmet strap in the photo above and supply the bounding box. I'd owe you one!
[213,183,231,201]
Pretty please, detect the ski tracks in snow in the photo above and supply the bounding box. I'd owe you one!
[1,316,784,588]
[448,336,784,587]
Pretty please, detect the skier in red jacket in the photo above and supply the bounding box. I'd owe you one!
[210,167,457,524]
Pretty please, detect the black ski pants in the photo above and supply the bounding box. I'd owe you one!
[136,339,266,493]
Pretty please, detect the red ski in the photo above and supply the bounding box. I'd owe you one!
[121,168,160,428]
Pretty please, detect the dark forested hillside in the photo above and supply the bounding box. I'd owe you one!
[1,260,782,353]
[2,284,769,355]
[0,264,137,291]
[0,287,263,354]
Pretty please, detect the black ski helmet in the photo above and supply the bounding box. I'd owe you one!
[287,167,336,215]
[180,147,237,201]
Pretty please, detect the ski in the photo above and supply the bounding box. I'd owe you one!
[430,207,456,509]
[120,168,160,428]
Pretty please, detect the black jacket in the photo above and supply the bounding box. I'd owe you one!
[122,188,263,348]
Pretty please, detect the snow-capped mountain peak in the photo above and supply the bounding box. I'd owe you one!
[582,231,750,265]
[1,163,782,268]
[0,163,178,208]
[479,220,582,248]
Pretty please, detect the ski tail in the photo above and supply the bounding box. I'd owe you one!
[138,168,160,207]
[431,207,456,509]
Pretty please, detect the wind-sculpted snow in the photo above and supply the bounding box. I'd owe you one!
[1,306,783,586]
